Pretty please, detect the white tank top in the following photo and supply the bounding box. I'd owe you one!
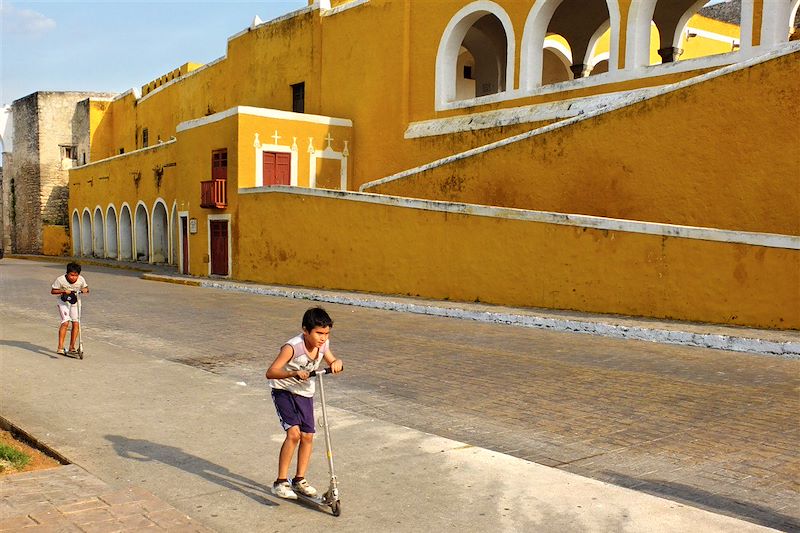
[269,334,328,397]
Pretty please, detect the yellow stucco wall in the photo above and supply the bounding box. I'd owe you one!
[42,225,70,256]
[237,191,799,329]
[369,49,800,236]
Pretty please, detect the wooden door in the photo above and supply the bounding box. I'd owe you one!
[180,217,189,275]
[210,220,228,276]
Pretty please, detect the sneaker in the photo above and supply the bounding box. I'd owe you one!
[271,481,297,500]
[292,478,318,498]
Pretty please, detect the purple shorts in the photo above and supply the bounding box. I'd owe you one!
[271,389,315,434]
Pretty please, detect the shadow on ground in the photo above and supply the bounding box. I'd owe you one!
[0,340,60,359]
[105,434,276,506]
[602,471,799,532]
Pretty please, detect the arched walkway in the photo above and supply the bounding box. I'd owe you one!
[151,200,169,264]
[436,1,515,105]
[521,0,620,89]
[105,205,118,259]
[71,211,81,256]
[81,210,92,256]
[93,207,105,258]
[134,203,149,262]
[626,0,744,67]
[119,204,133,261]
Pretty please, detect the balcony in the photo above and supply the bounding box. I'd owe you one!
[200,178,227,209]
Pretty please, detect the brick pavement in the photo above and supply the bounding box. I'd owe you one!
[2,259,798,531]
[0,465,212,532]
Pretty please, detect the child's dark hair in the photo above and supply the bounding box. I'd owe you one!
[66,262,82,274]
[302,307,333,331]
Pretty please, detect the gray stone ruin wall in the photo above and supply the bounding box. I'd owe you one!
[8,91,114,254]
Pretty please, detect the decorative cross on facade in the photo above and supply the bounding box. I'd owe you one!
[271,130,282,144]
[324,133,334,150]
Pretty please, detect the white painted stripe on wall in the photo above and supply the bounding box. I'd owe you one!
[73,139,176,170]
[176,106,353,133]
[239,186,800,250]
[190,278,800,358]
[321,0,370,16]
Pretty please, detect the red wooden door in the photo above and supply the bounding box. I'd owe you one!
[210,220,228,276]
[264,152,291,185]
[180,217,189,275]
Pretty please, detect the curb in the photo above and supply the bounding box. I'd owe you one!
[142,274,800,359]
[0,415,72,466]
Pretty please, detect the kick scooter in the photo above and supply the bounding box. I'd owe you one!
[296,367,341,516]
[65,292,84,359]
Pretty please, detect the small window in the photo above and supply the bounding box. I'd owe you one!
[60,145,77,160]
[119,148,125,155]
[142,128,149,148]
[291,82,305,113]
[464,65,473,80]
[212,149,227,180]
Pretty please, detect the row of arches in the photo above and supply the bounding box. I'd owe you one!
[71,199,178,265]
[439,0,800,104]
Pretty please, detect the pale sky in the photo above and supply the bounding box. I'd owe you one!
[0,0,306,106]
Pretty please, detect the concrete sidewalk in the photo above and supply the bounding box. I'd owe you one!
[0,298,780,531]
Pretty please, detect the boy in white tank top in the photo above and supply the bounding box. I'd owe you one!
[266,307,344,499]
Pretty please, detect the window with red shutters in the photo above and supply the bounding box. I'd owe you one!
[212,149,227,180]
[263,152,291,186]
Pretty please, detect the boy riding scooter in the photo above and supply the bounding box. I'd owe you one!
[51,262,89,356]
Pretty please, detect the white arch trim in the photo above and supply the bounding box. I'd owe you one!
[71,209,81,256]
[134,200,150,262]
[151,198,170,264]
[119,202,134,261]
[761,0,797,46]
[105,204,119,260]
[673,0,713,49]
[435,0,516,108]
[590,51,610,68]
[585,19,611,66]
[521,0,621,88]
[543,37,573,64]
[625,0,657,69]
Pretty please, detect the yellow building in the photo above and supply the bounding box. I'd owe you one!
[67,0,800,329]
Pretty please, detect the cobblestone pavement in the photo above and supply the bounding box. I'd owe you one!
[0,465,211,532]
[2,259,799,531]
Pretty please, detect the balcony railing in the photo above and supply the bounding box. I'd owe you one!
[200,178,227,209]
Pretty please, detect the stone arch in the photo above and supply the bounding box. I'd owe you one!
[71,210,81,256]
[134,201,149,262]
[521,0,620,89]
[119,203,133,261]
[627,0,746,67]
[762,0,800,44]
[589,52,610,75]
[151,199,169,264]
[435,1,516,106]
[105,204,118,260]
[170,202,178,265]
[81,209,92,256]
[93,207,105,257]
[542,37,573,84]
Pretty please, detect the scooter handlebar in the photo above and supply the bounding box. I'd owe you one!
[309,365,342,377]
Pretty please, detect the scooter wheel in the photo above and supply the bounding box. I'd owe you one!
[78,351,84,360]
[331,501,341,517]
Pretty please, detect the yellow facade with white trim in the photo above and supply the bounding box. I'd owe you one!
[68,0,799,329]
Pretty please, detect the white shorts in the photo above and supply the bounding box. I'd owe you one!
[57,302,79,324]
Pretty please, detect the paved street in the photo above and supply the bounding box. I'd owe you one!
[1,258,798,531]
